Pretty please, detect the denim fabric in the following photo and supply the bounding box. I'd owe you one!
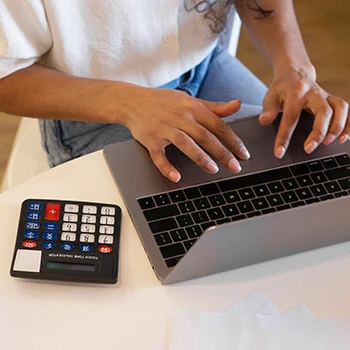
[39,44,268,167]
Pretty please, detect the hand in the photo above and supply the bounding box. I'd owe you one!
[122,86,250,182]
[259,69,350,158]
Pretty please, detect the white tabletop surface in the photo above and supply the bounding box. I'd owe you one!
[1,150,350,349]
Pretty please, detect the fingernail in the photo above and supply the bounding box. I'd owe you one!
[206,160,219,174]
[323,134,336,145]
[241,149,251,160]
[228,158,242,173]
[305,141,318,154]
[169,171,181,183]
[275,146,286,159]
[339,135,349,144]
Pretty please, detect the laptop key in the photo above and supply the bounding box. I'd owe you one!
[178,201,196,213]
[246,211,261,218]
[208,194,226,207]
[325,166,350,180]
[153,194,171,206]
[170,228,188,242]
[305,198,320,204]
[176,214,194,227]
[160,243,186,259]
[310,172,327,184]
[149,218,178,234]
[324,181,341,193]
[251,198,269,210]
[267,181,284,193]
[231,214,247,222]
[276,204,291,211]
[184,239,197,251]
[310,184,327,197]
[307,160,324,172]
[223,191,241,203]
[291,201,305,208]
[320,194,334,201]
[335,154,350,166]
[282,178,299,190]
[144,204,180,222]
[192,210,210,223]
[339,178,350,190]
[252,184,270,197]
[296,188,313,200]
[216,218,231,225]
[165,256,182,268]
[184,187,201,199]
[237,201,255,213]
[154,232,172,246]
[238,188,256,200]
[201,222,216,231]
[222,204,239,217]
[199,183,220,196]
[296,175,313,187]
[281,191,298,203]
[266,194,284,206]
[186,225,203,238]
[169,190,186,203]
[193,198,211,210]
[261,208,276,214]
[290,163,310,176]
[138,197,156,210]
[207,208,225,220]
[322,157,338,169]
[334,191,348,198]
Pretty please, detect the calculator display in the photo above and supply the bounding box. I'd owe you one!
[46,261,96,272]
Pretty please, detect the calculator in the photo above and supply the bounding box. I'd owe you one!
[10,199,122,284]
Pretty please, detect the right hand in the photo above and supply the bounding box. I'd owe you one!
[120,86,251,182]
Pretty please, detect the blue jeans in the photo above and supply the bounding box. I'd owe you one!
[39,45,268,167]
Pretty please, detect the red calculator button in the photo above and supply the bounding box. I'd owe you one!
[98,245,113,254]
[22,240,37,248]
[45,203,61,221]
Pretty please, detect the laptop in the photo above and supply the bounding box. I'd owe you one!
[103,112,350,284]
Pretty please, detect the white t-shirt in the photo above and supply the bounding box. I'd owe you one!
[0,0,218,87]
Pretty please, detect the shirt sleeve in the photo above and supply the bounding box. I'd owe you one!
[0,0,53,79]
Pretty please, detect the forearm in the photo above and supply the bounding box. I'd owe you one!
[236,0,315,78]
[0,63,133,124]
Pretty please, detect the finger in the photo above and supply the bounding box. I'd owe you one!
[185,121,242,174]
[304,103,333,154]
[324,96,348,145]
[339,104,350,144]
[149,147,181,183]
[274,96,304,159]
[198,99,241,118]
[170,130,221,174]
[259,90,282,125]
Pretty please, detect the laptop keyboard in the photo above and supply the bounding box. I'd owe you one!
[138,154,350,268]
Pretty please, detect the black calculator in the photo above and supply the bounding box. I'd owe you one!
[10,199,122,284]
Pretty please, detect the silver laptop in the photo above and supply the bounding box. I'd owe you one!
[103,112,350,284]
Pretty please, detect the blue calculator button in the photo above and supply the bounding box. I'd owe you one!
[44,222,58,230]
[79,244,94,252]
[28,202,42,211]
[42,242,56,250]
[61,243,75,251]
[26,212,41,220]
[25,221,40,230]
[42,232,57,241]
[24,230,39,239]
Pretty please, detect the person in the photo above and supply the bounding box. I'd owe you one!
[0,0,348,183]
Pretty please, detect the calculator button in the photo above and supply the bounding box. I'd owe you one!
[63,213,78,222]
[44,222,58,231]
[42,242,56,250]
[99,225,114,234]
[79,244,94,252]
[24,230,39,239]
[64,204,79,213]
[61,243,75,251]
[26,212,41,220]
[98,245,113,253]
[22,240,37,248]
[100,216,115,225]
[45,203,61,221]
[79,234,95,243]
[28,202,42,211]
[81,215,96,224]
[25,221,40,230]
[99,235,114,244]
[42,232,57,241]
[83,205,97,214]
[61,233,76,242]
[80,224,96,233]
[62,223,77,232]
[101,207,115,216]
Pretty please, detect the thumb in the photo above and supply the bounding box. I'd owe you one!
[260,94,281,125]
[199,99,241,117]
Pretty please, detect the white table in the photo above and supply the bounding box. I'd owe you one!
[1,151,350,349]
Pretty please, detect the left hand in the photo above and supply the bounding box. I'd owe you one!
[259,69,350,158]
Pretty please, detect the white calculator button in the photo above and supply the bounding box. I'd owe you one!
[81,215,96,224]
[99,235,114,244]
[63,213,78,222]
[64,204,79,213]
[61,232,76,242]
[99,225,114,235]
[62,223,77,232]
[79,234,95,243]
[101,207,115,216]
[83,205,97,214]
[81,224,96,233]
[100,216,115,225]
